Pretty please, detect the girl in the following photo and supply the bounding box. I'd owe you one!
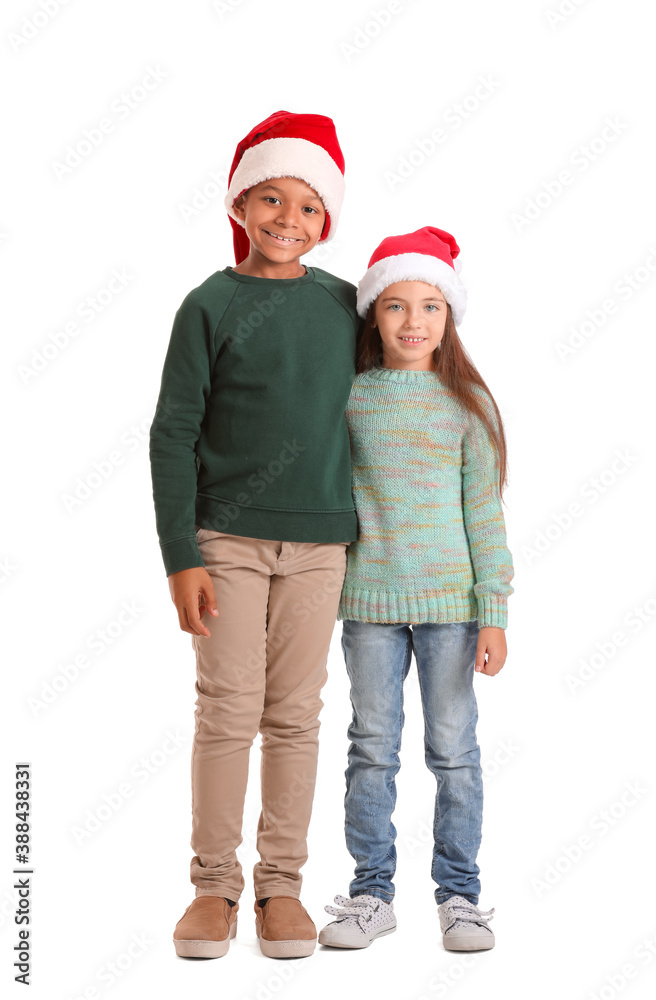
[319,226,514,952]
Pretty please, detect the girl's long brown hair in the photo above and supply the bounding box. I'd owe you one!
[356,302,508,495]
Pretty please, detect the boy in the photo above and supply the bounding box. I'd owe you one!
[149,111,358,959]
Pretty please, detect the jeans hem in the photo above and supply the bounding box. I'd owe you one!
[351,889,394,902]
[435,891,479,906]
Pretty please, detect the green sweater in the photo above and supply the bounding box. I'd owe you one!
[338,366,514,628]
[149,266,358,576]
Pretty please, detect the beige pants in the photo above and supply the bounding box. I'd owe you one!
[189,528,348,902]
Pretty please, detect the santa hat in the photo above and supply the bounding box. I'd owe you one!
[224,110,346,265]
[357,226,467,326]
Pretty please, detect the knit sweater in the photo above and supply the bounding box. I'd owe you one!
[338,366,514,628]
[149,266,359,576]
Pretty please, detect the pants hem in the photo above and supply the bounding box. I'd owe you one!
[194,886,243,901]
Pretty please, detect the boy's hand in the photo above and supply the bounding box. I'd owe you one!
[475,626,507,676]
[168,567,218,638]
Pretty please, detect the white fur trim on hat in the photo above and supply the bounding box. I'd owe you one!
[356,252,467,325]
[224,136,344,240]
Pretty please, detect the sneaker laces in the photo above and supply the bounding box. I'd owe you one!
[324,894,381,931]
[441,896,495,933]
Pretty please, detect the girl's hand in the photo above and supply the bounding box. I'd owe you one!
[475,626,507,676]
[168,567,218,637]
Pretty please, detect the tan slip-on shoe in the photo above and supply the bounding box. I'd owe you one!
[255,897,317,958]
[173,896,238,958]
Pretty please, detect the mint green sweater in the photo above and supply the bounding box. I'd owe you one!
[338,366,514,628]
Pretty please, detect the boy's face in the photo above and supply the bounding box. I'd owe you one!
[232,176,326,265]
[374,281,448,371]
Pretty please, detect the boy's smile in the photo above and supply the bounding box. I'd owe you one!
[232,176,326,278]
[262,229,303,245]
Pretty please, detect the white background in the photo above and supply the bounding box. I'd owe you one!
[3,0,655,998]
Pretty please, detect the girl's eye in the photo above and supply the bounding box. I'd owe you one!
[387,303,402,311]
[425,303,440,312]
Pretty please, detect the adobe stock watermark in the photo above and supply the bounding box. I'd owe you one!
[61,414,153,513]
[212,263,340,354]
[564,592,656,695]
[18,268,134,385]
[63,932,153,999]
[51,65,169,180]
[224,289,289,349]
[212,0,247,17]
[522,448,637,566]
[70,730,190,845]
[225,564,345,689]
[27,600,145,716]
[384,74,502,191]
[217,568,344,700]
[511,116,628,233]
[7,0,73,52]
[555,245,656,361]
[303,238,341,268]
[239,772,316,856]
[0,556,16,584]
[221,274,324,352]
[340,0,418,62]
[0,886,17,930]
[240,961,301,1000]
[586,928,656,1000]
[531,781,647,897]
[545,0,590,30]
[403,739,520,856]
[178,164,229,223]
[203,438,307,532]
[416,951,483,1000]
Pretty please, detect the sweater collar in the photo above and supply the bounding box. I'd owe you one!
[363,365,442,384]
[222,265,315,285]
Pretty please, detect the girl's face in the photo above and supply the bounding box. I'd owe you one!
[374,281,448,371]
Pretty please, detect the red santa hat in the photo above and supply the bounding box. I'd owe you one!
[224,110,346,265]
[357,226,467,326]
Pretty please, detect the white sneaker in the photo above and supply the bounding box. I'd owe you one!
[319,894,396,949]
[438,895,495,951]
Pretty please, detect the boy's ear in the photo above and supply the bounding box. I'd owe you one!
[232,192,247,221]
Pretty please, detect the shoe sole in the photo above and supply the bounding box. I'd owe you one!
[255,921,316,958]
[443,932,495,952]
[319,921,397,950]
[173,918,237,958]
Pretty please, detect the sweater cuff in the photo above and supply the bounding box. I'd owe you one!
[160,535,205,577]
[477,595,508,629]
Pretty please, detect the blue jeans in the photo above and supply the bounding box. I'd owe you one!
[341,619,483,906]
